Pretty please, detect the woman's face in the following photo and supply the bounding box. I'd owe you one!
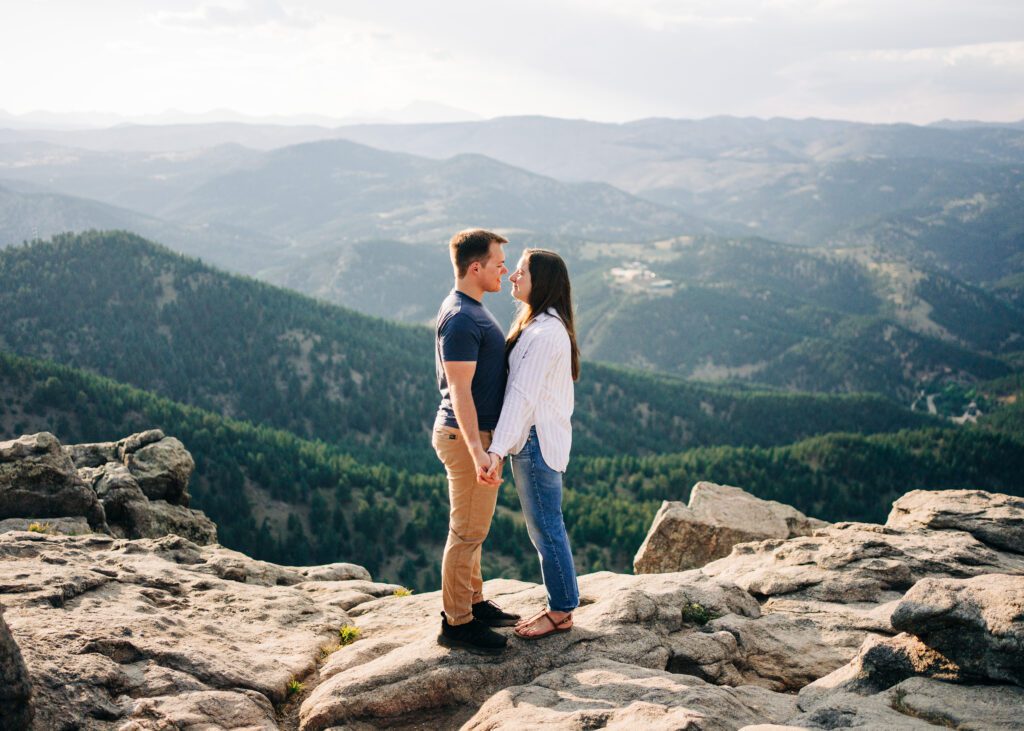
[510,255,532,303]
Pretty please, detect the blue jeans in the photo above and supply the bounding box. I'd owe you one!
[510,427,579,613]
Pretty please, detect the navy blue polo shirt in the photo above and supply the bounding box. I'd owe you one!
[435,289,507,430]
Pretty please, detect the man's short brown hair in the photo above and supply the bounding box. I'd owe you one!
[449,229,508,277]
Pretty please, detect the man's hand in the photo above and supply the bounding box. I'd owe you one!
[477,451,503,486]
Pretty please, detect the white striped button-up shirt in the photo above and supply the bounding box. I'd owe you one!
[488,310,574,472]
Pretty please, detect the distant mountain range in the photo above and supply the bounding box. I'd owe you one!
[0,101,481,131]
[0,137,716,250]
[0,115,1021,403]
[3,115,1021,284]
[323,117,1024,284]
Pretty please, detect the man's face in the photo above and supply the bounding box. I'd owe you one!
[475,242,507,293]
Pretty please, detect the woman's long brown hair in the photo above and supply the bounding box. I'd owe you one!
[506,248,581,381]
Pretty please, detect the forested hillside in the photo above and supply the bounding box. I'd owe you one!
[0,232,934,473]
[255,232,1023,402]
[574,237,1020,400]
[2,350,1021,591]
[2,231,1021,590]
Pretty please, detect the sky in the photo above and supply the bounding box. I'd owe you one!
[2,0,1023,125]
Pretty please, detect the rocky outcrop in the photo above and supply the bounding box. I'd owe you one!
[0,531,390,730]
[0,603,33,731]
[798,632,961,704]
[2,444,1023,731]
[891,573,1024,686]
[118,432,194,505]
[0,432,105,528]
[887,489,1024,554]
[634,482,827,574]
[701,520,1024,603]
[299,572,766,730]
[1,430,215,544]
[294,480,1024,729]
[792,615,1024,730]
[77,460,215,545]
[886,677,1024,730]
[462,659,798,731]
[665,517,1024,695]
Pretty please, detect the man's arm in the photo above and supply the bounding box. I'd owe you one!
[443,360,494,484]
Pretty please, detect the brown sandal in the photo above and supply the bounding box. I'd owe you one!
[514,611,573,640]
[515,609,549,628]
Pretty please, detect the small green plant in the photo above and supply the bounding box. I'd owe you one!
[681,602,715,626]
[338,625,360,646]
[27,522,51,534]
[286,678,304,697]
[393,587,413,597]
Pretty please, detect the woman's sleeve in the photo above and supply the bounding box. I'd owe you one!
[488,328,560,459]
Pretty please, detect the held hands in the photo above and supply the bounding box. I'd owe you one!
[475,450,503,486]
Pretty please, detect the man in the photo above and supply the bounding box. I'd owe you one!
[433,228,521,654]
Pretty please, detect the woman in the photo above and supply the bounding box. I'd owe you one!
[483,248,581,640]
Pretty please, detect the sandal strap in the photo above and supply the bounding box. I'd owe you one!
[546,611,572,627]
[517,608,549,625]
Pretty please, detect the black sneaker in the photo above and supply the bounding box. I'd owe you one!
[472,599,521,627]
[438,612,508,655]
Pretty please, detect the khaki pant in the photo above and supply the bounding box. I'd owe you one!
[433,425,498,626]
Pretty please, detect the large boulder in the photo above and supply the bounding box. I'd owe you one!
[634,482,827,574]
[72,429,195,505]
[0,604,33,731]
[79,462,148,528]
[886,677,1024,730]
[77,462,216,544]
[891,573,1024,686]
[684,496,1024,696]
[887,489,1024,554]
[798,632,961,707]
[790,632,1023,730]
[3,474,1023,730]
[0,433,106,529]
[1,430,215,545]
[120,432,194,506]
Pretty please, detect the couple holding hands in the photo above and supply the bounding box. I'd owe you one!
[432,229,580,655]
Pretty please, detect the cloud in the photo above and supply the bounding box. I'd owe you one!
[5,0,1022,123]
[155,0,318,31]
[565,0,755,30]
[767,39,1024,121]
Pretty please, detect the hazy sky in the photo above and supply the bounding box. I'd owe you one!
[3,0,1023,124]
